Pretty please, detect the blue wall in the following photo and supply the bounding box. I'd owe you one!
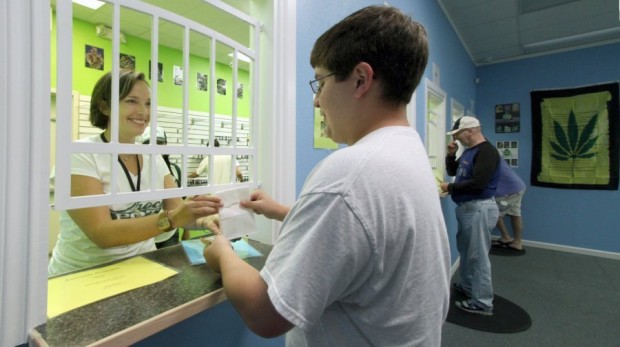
[295,1,620,256]
[135,4,620,347]
[128,3,476,345]
[296,0,476,262]
[477,43,620,253]
[135,301,284,347]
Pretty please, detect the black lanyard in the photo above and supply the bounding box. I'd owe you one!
[100,133,141,192]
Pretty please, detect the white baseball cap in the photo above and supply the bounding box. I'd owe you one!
[446,116,481,135]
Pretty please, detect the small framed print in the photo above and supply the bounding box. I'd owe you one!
[497,140,519,167]
[149,60,163,82]
[173,65,183,86]
[217,78,227,95]
[196,72,208,91]
[119,53,135,70]
[495,103,520,133]
[85,45,104,70]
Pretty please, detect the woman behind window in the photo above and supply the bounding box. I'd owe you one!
[48,70,221,276]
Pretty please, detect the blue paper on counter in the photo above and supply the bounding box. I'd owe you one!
[181,239,263,266]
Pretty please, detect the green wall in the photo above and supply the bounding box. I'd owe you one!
[51,13,251,117]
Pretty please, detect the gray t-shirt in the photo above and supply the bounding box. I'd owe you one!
[261,127,450,346]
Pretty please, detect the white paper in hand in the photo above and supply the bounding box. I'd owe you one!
[217,187,257,240]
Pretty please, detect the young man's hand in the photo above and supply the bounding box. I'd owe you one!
[202,235,234,273]
[240,190,290,222]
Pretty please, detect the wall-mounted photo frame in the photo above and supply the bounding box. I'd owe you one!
[217,78,227,95]
[149,60,163,82]
[85,45,104,70]
[496,140,519,167]
[495,103,520,133]
[196,72,208,91]
[173,65,183,86]
[314,104,338,150]
[119,53,135,70]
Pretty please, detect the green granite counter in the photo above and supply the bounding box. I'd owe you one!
[30,240,271,347]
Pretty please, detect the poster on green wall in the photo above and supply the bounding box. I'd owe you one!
[119,53,135,70]
[173,65,183,86]
[197,73,208,91]
[313,106,338,150]
[149,60,163,82]
[217,78,227,95]
[85,45,104,70]
[237,83,244,99]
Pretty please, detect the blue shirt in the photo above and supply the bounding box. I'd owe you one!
[494,159,526,197]
[446,141,501,203]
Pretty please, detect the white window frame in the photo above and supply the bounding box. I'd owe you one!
[55,0,261,210]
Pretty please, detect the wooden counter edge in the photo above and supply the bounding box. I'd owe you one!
[29,328,49,347]
[89,288,228,347]
[29,288,228,347]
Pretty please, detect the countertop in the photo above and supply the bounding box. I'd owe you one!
[30,239,271,347]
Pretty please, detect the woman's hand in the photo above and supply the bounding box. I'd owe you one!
[239,190,289,222]
[170,195,222,228]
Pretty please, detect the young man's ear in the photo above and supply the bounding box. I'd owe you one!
[352,62,374,98]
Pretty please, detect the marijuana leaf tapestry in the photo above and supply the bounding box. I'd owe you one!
[531,82,619,190]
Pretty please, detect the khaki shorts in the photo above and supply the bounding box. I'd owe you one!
[495,190,524,217]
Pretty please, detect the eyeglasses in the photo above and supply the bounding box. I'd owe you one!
[309,72,336,94]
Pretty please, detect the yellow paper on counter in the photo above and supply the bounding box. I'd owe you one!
[47,256,178,318]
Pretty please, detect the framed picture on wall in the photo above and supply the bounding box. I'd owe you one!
[217,78,227,95]
[85,45,104,70]
[496,140,519,167]
[173,65,183,86]
[149,60,163,82]
[314,105,338,150]
[119,53,135,70]
[196,72,208,91]
[495,103,520,133]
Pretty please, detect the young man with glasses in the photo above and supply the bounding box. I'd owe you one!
[204,6,450,346]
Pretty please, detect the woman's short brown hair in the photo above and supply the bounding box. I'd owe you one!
[89,69,148,130]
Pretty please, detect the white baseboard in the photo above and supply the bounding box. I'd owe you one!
[450,258,460,277]
[522,240,620,260]
[451,239,620,271]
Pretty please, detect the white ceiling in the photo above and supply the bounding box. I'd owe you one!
[58,0,620,67]
[438,0,620,65]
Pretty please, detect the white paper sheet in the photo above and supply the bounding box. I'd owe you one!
[217,187,257,239]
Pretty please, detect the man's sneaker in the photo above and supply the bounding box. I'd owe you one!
[455,299,493,316]
[452,283,469,296]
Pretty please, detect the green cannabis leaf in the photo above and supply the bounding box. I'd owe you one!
[549,110,598,174]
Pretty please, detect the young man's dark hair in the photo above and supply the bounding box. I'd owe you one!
[310,6,428,105]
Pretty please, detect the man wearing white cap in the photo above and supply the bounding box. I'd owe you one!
[440,116,500,316]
